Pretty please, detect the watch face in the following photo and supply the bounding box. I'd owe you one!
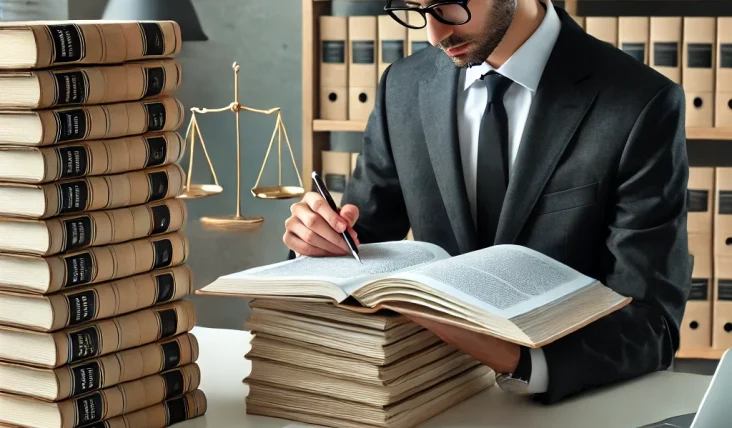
[496,374,530,395]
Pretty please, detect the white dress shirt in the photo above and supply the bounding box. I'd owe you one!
[456,1,561,394]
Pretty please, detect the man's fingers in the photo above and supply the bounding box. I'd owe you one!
[291,203,351,253]
[304,192,348,233]
[287,217,348,255]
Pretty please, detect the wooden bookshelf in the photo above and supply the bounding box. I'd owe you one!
[313,120,367,132]
[676,347,727,360]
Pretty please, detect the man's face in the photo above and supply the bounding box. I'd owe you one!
[424,0,516,67]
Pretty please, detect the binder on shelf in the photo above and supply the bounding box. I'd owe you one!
[683,17,717,128]
[650,17,683,84]
[713,167,732,350]
[378,13,407,82]
[585,17,618,48]
[348,16,378,122]
[618,17,649,64]
[350,152,359,174]
[322,150,353,206]
[716,17,732,127]
[681,167,715,350]
[407,14,430,56]
[319,16,349,121]
[570,15,586,31]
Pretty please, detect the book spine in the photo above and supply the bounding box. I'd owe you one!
[54,333,199,401]
[53,299,196,368]
[58,363,200,428]
[33,59,181,109]
[37,131,184,183]
[43,198,188,256]
[46,265,193,332]
[40,163,185,218]
[85,390,207,428]
[28,22,181,69]
[35,97,184,146]
[45,231,189,293]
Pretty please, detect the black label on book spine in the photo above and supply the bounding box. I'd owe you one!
[68,326,101,363]
[145,136,168,168]
[162,369,185,399]
[722,44,732,68]
[64,252,93,287]
[352,41,375,64]
[621,42,645,63]
[322,41,345,63]
[688,189,709,212]
[324,174,347,192]
[411,41,430,54]
[70,361,101,397]
[144,66,167,98]
[153,239,174,269]
[145,102,167,132]
[53,70,88,105]
[57,180,89,214]
[166,396,189,424]
[62,216,92,252]
[151,204,172,234]
[381,40,404,64]
[687,43,713,68]
[161,340,182,371]
[48,24,84,63]
[54,109,87,143]
[720,191,732,215]
[155,273,176,304]
[653,42,678,67]
[688,279,709,301]
[75,392,103,425]
[57,145,89,179]
[157,308,179,339]
[147,171,170,202]
[67,289,97,326]
[719,280,732,301]
[140,22,165,56]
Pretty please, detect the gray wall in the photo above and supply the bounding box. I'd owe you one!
[64,0,384,330]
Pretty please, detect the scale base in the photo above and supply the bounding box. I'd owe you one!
[179,184,224,199]
[251,185,304,200]
[200,214,264,230]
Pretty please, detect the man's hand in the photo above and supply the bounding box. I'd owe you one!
[407,314,521,374]
[284,191,361,257]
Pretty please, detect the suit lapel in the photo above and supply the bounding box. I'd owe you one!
[495,10,598,244]
[419,56,478,254]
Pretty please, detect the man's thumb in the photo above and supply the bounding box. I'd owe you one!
[340,204,359,226]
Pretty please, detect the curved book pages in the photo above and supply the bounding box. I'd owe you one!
[198,241,632,348]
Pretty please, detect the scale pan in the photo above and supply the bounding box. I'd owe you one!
[251,186,305,200]
[179,184,224,199]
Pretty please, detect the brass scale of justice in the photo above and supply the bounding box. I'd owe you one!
[178,62,304,228]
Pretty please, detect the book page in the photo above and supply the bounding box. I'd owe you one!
[222,240,451,293]
[386,245,597,318]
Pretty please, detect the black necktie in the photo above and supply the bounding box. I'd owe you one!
[476,71,513,248]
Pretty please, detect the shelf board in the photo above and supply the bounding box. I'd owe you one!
[676,347,726,360]
[314,121,732,140]
[313,119,367,132]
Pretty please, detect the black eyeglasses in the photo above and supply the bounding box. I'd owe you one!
[384,0,472,29]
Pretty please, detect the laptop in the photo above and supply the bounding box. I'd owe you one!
[639,348,732,428]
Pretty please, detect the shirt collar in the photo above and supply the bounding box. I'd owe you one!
[463,0,561,92]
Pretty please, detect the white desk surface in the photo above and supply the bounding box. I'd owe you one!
[179,326,712,428]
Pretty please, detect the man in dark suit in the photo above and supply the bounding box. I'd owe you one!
[283,0,692,404]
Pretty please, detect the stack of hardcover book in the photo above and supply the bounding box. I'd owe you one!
[0,20,206,428]
[243,299,495,428]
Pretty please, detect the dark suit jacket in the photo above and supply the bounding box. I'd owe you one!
[340,6,692,404]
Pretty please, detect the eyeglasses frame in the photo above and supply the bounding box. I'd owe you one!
[383,0,472,29]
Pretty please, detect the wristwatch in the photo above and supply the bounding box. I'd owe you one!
[496,346,532,394]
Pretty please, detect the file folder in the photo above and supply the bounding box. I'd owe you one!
[322,150,352,206]
[407,13,430,56]
[319,16,349,121]
[378,13,407,82]
[683,17,717,128]
[650,17,683,84]
[619,17,649,64]
[713,168,732,349]
[716,17,732,127]
[585,17,618,47]
[348,16,378,121]
[682,167,715,349]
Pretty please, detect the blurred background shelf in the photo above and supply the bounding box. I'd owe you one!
[676,348,727,360]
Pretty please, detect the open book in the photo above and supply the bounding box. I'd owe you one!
[197,241,631,348]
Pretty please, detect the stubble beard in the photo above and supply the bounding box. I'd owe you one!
[441,0,516,68]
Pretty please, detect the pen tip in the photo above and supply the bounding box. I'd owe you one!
[354,253,362,264]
